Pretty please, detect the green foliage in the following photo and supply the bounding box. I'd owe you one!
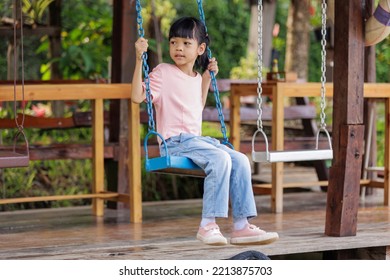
[308,31,322,82]
[202,122,226,138]
[141,0,177,37]
[37,0,113,80]
[273,0,289,72]
[0,159,92,211]
[22,0,54,26]
[376,37,390,83]
[230,52,258,79]
[376,103,385,166]
[0,43,7,79]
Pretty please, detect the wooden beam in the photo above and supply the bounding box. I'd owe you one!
[325,0,365,237]
[0,192,119,205]
[0,84,131,101]
[0,144,117,160]
[0,26,61,37]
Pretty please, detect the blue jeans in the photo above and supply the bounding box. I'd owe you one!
[161,133,257,219]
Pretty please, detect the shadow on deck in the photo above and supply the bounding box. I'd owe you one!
[0,190,389,260]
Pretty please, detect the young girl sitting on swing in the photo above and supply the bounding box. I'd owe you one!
[132,16,279,246]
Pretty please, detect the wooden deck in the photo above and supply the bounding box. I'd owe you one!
[0,190,389,260]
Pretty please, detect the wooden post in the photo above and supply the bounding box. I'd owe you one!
[272,83,284,213]
[92,99,105,216]
[325,0,365,236]
[108,0,139,210]
[385,98,390,205]
[229,85,241,150]
[128,100,142,223]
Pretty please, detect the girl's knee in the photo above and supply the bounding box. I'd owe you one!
[213,150,232,169]
[234,152,250,166]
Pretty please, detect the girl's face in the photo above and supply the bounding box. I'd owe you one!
[169,37,205,73]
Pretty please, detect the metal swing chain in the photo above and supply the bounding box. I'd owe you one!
[196,0,231,147]
[135,0,156,132]
[319,0,328,130]
[13,0,26,132]
[256,0,328,132]
[255,0,264,131]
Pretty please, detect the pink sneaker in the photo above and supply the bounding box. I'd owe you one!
[197,223,228,246]
[230,224,279,245]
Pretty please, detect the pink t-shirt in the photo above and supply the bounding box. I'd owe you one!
[146,63,203,141]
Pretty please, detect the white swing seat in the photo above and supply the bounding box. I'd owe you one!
[251,128,333,163]
[252,149,333,163]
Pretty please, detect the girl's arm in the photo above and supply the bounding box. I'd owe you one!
[201,58,218,107]
[131,38,149,104]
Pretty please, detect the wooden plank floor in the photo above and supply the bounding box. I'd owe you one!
[0,189,389,260]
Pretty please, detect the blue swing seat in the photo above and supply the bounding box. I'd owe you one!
[145,155,201,171]
[144,131,205,176]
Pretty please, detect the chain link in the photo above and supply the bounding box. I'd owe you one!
[257,0,328,131]
[196,0,231,147]
[137,0,230,146]
[13,0,26,130]
[319,0,328,130]
[256,0,264,131]
[135,0,155,132]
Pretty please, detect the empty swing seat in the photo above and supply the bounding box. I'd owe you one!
[252,149,333,163]
[252,128,333,163]
[0,151,29,168]
[0,130,30,168]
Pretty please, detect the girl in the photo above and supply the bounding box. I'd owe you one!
[132,17,278,246]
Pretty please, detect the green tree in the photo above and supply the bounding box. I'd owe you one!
[173,0,250,78]
[38,0,113,80]
[22,0,54,26]
[376,37,390,83]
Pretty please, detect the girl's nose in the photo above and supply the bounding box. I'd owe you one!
[176,44,183,51]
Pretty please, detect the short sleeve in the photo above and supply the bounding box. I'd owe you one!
[143,64,163,104]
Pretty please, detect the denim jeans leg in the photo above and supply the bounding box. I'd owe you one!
[163,134,231,218]
[218,145,257,219]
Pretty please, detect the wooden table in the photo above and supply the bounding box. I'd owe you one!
[229,81,390,213]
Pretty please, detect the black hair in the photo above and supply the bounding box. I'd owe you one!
[168,17,210,71]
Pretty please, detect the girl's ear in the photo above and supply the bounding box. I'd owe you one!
[198,42,206,55]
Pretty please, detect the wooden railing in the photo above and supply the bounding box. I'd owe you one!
[1,82,389,221]
[0,84,142,223]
